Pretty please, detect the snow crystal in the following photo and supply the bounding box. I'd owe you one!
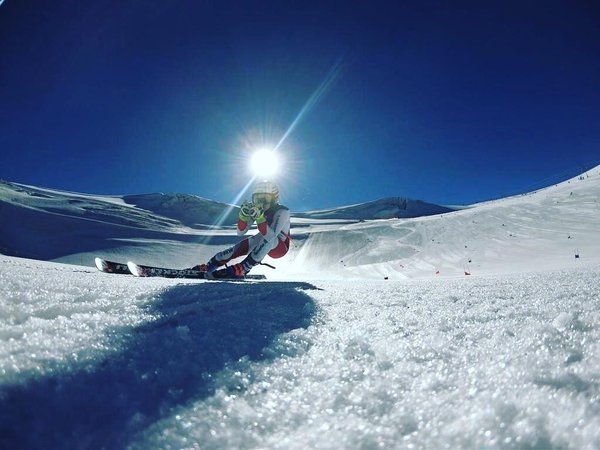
[126,267,600,450]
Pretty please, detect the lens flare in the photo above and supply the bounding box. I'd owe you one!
[208,57,344,234]
[250,149,280,177]
[273,57,343,152]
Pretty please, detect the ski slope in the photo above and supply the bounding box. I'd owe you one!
[2,166,599,279]
[1,166,599,449]
[282,167,600,280]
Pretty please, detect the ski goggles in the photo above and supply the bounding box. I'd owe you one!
[252,193,274,208]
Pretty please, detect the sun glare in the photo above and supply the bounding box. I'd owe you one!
[250,149,280,177]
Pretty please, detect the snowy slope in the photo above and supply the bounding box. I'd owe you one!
[122,192,239,228]
[2,166,599,279]
[280,165,600,280]
[1,167,600,449]
[0,181,240,265]
[0,256,598,449]
[294,197,455,220]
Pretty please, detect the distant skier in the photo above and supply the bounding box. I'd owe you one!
[195,180,291,279]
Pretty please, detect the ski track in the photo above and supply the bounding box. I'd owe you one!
[1,256,599,449]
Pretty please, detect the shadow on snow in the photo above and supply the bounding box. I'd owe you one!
[0,281,318,449]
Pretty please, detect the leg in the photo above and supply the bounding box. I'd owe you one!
[209,235,281,279]
[199,234,264,274]
[248,234,282,263]
[212,237,251,266]
[193,237,251,272]
[267,236,290,259]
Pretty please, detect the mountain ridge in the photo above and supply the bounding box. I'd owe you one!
[294,197,455,220]
[1,165,599,277]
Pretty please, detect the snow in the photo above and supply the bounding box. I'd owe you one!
[294,197,454,220]
[1,167,600,449]
[130,270,600,450]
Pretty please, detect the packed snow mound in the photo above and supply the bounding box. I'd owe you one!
[295,197,454,220]
[123,193,238,228]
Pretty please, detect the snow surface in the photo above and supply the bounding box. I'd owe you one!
[293,197,455,220]
[1,166,600,449]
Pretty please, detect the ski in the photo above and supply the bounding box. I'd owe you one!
[95,257,131,275]
[95,257,267,280]
[127,261,267,280]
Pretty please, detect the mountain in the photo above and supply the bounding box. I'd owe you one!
[0,181,239,263]
[283,165,600,279]
[122,193,239,229]
[1,165,599,277]
[0,181,454,265]
[294,197,454,220]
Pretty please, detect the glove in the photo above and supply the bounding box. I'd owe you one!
[239,201,254,222]
[239,201,265,224]
[252,205,266,225]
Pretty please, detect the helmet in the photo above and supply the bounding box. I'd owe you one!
[253,180,279,200]
[252,180,279,209]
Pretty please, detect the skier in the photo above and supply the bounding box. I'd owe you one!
[195,180,291,279]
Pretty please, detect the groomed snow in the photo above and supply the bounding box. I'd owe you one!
[0,257,598,449]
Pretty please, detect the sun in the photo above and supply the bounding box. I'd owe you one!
[249,149,281,178]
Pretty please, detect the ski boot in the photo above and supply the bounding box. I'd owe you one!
[191,257,220,274]
[206,256,258,280]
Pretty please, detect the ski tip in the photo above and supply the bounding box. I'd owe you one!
[95,257,107,272]
[127,261,143,277]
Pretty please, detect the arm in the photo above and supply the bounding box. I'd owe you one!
[237,218,249,235]
[237,202,253,236]
[258,208,291,242]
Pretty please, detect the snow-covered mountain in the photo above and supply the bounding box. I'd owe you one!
[294,197,454,220]
[122,192,239,228]
[4,166,598,278]
[286,166,600,280]
[0,181,452,270]
[1,166,599,449]
[0,181,239,263]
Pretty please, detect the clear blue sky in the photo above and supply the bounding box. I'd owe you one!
[1,1,598,211]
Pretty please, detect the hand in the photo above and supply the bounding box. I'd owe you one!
[239,201,264,223]
[240,201,254,221]
[250,204,266,224]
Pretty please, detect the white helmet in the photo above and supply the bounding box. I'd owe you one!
[253,180,279,205]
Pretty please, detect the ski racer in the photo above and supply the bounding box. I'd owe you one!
[195,180,291,279]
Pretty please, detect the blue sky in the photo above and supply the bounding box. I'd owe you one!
[1,1,598,211]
